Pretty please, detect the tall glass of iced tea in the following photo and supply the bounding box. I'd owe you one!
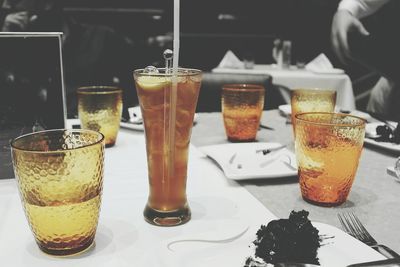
[134,68,202,226]
[294,112,365,206]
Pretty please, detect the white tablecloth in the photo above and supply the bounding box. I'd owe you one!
[0,130,275,267]
[0,129,384,266]
[212,65,355,110]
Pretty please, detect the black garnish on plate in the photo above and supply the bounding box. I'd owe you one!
[373,124,400,144]
[245,210,321,266]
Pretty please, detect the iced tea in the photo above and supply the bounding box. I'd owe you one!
[291,89,336,135]
[11,129,104,256]
[294,112,365,206]
[77,86,123,147]
[222,84,264,142]
[134,68,201,226]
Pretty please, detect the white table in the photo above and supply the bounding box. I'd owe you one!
[0,130,384,266]
[212,64,355,110]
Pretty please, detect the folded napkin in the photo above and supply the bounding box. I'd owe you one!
[305,53,334,72]
[217,50,244,69]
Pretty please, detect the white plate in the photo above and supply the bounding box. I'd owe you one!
[199,142,298,180]
[66,119,146,132]
[168,222,385,267]
[364,122,400,153]
[278,104,371,122]
[120,121,145,131]
[311,68,345,75]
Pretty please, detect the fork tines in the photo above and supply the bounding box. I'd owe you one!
[338,211,375,245]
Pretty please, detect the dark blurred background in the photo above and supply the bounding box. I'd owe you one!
[1,0,382,116]
[64,0,342,71]
[62,0,377,110]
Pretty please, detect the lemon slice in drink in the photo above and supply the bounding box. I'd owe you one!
[136,76,169,90]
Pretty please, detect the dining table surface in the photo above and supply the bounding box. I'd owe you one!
[1,109,399,267]
[191,110,400,252]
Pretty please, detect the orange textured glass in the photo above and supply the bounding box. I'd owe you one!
[11,129,105,256]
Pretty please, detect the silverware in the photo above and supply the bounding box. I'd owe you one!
[259,124,275,130]
[338,212,400,258]
[256,144,286,155]
[346,258,400,267]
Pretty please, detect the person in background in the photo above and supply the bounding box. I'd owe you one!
[331,0,400,120]
[0,0,138,119]
[62,16,138,118]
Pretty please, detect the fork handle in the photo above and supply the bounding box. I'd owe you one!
[373,244,400,258]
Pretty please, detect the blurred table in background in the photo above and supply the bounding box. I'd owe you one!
[212,64,355,110]
[191,110,400,251]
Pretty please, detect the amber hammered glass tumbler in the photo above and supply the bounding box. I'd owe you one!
[290,89,336,136]
[134,68,202,226]
[11,129,105,256]
[294,112,365,206]
[77,86,123,147]
[222,84,265,142]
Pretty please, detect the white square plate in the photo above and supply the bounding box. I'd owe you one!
[199,142,298,180]
[166,222,386,267]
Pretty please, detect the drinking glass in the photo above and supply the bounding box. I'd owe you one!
[134,68,202,226]
[222,84,265,142]
[77,86,123,147]
[11,129,105,256]
[290,89,337,136]
[294,112,365,206]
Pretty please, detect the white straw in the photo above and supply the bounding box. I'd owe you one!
[172,0,180,74]
[168,0,180,180]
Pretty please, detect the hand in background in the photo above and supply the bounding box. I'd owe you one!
[331,10,370,64]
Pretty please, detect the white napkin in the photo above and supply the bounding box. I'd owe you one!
[127,106,142,123]
[217,50,244,69]
[305,53,334,72]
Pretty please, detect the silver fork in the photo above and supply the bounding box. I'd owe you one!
[338,212,400,258]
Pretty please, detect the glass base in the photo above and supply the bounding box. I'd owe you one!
[37,237,95,257]
[143,204,191,226]
[105,141,116,148]
[227,137,256,142]
[302,196,346,207]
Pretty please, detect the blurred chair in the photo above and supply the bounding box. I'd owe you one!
[351,70,380,111]
[197,72,288,112]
